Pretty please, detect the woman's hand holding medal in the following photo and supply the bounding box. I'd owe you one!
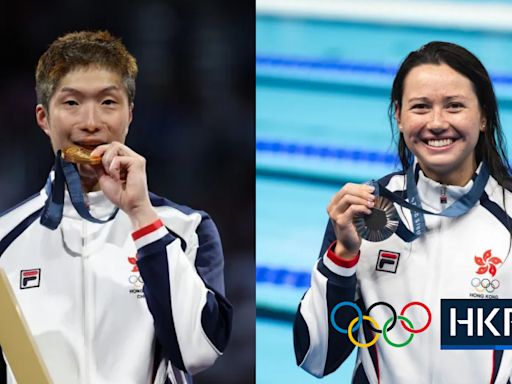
[327,183,375,260]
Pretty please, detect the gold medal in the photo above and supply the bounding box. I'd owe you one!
[61,145,102,165]
[353,196,399,242]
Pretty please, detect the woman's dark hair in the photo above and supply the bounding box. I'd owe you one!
[389,41,511,187]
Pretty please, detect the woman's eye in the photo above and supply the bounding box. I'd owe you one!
[448,103,463,109]
[412,103,428,110]
[64,100,78,106]
[103,99,116,105]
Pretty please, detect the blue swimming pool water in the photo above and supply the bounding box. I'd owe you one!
[257,16,512,182]
[257,318,356,384]
[257,16,512,73]
[256,176,337,312]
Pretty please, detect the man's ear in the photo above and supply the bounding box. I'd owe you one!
[126,102,134,135]
[36,104,50,137]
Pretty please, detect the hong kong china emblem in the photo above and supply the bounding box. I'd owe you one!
[469,249,502,298]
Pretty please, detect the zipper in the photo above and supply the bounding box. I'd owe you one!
[440,185,447,206]
[430,185,448,383]
[81,219,90,384]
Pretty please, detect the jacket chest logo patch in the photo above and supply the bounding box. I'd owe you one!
[20,269,41,289]
[375,250,400,273]
[128,256,144,299]
[470,249,502,298]
[474,249,502,277]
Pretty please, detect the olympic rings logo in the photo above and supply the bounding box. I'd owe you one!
[330,301,432,348]
[471,277,500,293]
[129,274,144,288]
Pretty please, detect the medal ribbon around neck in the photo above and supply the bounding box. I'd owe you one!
[40,150,119,230]
[373,161,490,241]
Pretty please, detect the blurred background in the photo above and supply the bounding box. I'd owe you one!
[256,0,512,383]
[0,1,254,383]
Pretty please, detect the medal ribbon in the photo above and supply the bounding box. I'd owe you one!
[374,162,490,241]
[40,151,118,230]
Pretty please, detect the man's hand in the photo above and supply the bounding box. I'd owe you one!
[90,142,158,229]
[327,183,375,260]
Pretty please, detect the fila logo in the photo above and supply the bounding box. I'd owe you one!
[20,269,41,289]
[376,250,400,273]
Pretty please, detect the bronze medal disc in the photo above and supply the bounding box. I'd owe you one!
[353,196,399,242]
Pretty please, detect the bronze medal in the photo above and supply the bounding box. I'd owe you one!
[353,196,399,242]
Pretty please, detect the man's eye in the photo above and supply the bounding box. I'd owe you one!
[103,99,117,105]
[64,100,78,106]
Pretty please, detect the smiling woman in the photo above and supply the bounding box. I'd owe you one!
[294,41,512,383]
[396,63,485,186]
[390,42,510,190]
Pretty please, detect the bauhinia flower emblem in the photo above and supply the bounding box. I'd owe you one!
[128,256,139,273]
[475,250,502,277]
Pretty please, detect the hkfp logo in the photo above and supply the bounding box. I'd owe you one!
[441,299,512,350]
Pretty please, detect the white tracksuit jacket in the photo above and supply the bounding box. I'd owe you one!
[0,178,232,384]
[294,163,512,384]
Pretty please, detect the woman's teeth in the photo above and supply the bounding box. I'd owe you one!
[427,139,454,147]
